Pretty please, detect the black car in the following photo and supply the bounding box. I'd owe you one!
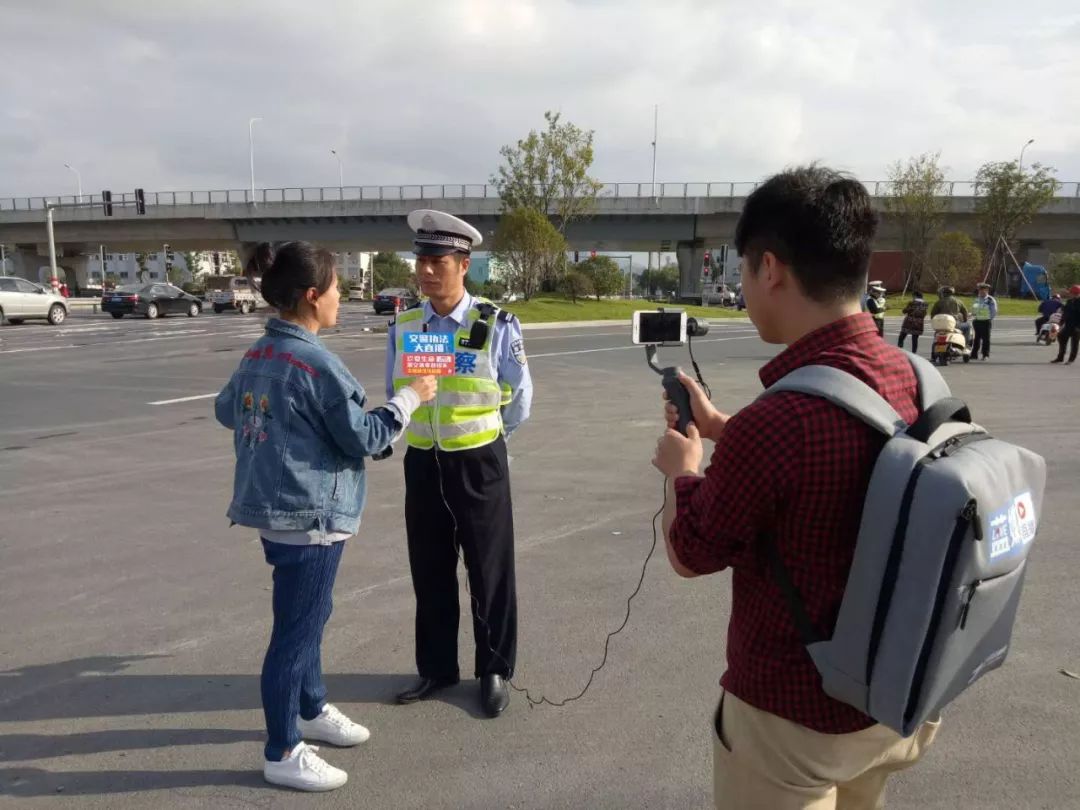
[101,283,203,319]
[373,287,419,315]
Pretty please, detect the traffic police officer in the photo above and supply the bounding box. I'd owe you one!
[865,282,887,337]
[386,209,532,717]
[970,281,998,360]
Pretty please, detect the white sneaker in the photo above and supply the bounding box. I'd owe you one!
[263,742,348,792]
[298,703,371,747]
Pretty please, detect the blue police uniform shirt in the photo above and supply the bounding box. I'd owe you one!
[384,292,533,436]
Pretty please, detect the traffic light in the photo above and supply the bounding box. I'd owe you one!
[135,188,146,215]
[102,190,113,216]
[574,251,579,263]
[703,251,711,278]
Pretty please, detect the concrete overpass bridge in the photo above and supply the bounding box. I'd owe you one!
[1,181,1077,294]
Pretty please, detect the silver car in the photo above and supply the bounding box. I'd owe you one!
[0,276,69,325]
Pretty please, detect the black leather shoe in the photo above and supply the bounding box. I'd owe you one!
[396,676,459,704]
[480,674,510,718]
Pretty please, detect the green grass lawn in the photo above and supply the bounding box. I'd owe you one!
[501,296,746,324]
[886,294,1042,317]
[496,294,1042,324]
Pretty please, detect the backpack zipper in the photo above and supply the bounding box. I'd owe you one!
[958,580,980,630]
[902,498,977,724]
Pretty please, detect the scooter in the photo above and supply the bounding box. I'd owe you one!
[1037,310,1062,345]
[930,314,972,366]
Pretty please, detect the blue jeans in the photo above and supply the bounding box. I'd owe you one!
[260,538,345,761]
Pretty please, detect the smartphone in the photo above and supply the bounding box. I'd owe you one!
[632,310,687,345]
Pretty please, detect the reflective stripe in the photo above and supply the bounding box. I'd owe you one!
[440,390,501,407]
[500,381,512,407]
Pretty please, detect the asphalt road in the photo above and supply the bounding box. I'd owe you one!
[1,310,1077,809]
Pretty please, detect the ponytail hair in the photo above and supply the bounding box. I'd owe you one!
[257,241,336,313]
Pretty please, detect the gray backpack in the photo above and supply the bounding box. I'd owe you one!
[761,354,1046,736]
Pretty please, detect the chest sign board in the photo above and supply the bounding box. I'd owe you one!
[402,332,456,376]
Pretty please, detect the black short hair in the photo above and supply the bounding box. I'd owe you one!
[734,165,878,303]
[258,241,336,312]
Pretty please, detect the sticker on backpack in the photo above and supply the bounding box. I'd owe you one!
[988,491,1036,560]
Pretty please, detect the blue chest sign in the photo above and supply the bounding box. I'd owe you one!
[405,332,453,353]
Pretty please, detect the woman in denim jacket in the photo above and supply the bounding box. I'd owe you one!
[215,242,435,792]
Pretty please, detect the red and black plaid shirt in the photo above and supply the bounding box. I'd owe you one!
[669,313,920,733]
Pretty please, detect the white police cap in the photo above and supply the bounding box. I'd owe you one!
[408,209,483,256]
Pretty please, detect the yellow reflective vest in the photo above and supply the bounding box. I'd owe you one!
[392,300,505,452]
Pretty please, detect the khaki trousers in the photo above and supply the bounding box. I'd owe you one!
[713,690,940,810]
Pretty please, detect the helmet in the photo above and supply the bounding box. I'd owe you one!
[1071,285,1080,296]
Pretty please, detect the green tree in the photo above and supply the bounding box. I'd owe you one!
[491,111,603,233]
[491,207,568,300]
[885,152,950,288]
[182,252,203,281]
[1050,253,1080,289]
[577,255,624,300]
[640,263,681,297]
[927,231,982,291]
[560,269,591,304]
[372,251,415,292]
[480,279,507,301]
[974,160,1060,270]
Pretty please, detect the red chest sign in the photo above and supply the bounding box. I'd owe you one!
[402,332,456,376]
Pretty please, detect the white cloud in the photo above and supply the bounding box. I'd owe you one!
[0,0,1076,198]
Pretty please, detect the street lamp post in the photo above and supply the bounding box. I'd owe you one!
[330,149,344,191]
[248,117,263,205]
[63,164,82,202]
[1019,138,1034,173]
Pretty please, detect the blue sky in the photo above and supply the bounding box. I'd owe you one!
[1,0,1077,198]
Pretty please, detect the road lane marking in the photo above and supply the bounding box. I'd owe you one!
[148,393,219,405]
[0,344,80,354]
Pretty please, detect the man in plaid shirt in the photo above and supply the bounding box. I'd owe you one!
[653,166,940,809]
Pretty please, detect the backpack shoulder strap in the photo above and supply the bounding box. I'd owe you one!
[759,365,906,436]
[906,352,950,410]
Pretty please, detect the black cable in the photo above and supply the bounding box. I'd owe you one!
[425,406,666,708]
[688,332,712,400]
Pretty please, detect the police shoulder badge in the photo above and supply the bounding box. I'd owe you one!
[511,338,527,366]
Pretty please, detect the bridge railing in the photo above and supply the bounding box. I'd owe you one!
[1,181,1078,212]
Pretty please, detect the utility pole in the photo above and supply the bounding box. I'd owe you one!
[45,204,59,291]
[651,104,658,205]
[249,117,263,205]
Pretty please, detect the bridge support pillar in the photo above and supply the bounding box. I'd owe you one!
[2,246,51,283]
[675,239,705,299]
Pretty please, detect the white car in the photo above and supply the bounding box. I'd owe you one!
[0,276,68,325]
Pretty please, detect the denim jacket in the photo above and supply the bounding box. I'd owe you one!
[215,318,400,535]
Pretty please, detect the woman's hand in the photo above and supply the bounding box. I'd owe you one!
[408,375,438,402]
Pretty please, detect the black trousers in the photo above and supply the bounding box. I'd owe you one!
[874,318,884,338]
[1057,326,1079,362]
[404,437,517,679]
[972,320,992,358]
[1035,316,1048,335]
[897,331,920,353]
